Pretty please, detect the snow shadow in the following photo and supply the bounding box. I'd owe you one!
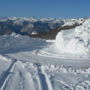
[35,63,49,90]
[0,40,50,54]
[0,59,17,89]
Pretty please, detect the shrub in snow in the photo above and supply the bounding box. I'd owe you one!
[56,19,90,55]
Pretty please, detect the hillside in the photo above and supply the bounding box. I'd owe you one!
[0,17,85,39]
[0,18,90,90]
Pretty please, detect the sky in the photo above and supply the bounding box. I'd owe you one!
[0,0,90,18]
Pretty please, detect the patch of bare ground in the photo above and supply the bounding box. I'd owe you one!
[30,24,81,40]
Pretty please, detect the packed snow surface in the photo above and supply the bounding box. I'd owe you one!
[56,19,90,55]
[0,19,90,90]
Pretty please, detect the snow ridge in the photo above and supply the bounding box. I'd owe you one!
[56,19,90,55]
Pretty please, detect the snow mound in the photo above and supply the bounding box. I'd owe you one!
[56,19,90,55]
[0,33,44,51]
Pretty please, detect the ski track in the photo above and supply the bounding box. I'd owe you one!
[0,59,54,90]
[0,56,90,90]
[0,59,17,90]
[35,63,53,90]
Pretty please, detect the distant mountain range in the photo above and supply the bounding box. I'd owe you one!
[0,17,86,39]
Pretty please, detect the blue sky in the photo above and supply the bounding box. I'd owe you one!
[0,0,90,18]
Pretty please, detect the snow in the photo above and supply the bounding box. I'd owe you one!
[0,19,90,90]
[0,32,45,52]
[62,18,85,27]
[0,17,87,37]
[31,31,38,35]
[56,19,90,55]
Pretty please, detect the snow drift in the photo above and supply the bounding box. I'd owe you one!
[56,19,90,55]
[0,33,45,51]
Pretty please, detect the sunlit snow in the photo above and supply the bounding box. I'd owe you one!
[0,19,90,90]
[56,19,90,55]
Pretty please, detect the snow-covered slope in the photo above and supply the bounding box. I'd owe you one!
[62,18,85,27]
[0,33,46,53]
[0,19,90,90]
[56,19,90,55]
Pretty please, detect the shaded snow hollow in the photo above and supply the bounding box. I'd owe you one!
[56,19,90,55]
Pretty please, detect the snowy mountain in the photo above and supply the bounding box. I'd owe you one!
[0,17,85,38]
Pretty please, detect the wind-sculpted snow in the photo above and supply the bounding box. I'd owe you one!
[56,19,90,55]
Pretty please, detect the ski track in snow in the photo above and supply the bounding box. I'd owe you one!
[0,59,17,90]
[0,56,90,90]
[0,56,55,90]
[34,63,53,90]
[0,47,90,90]
[0,19,90,90]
